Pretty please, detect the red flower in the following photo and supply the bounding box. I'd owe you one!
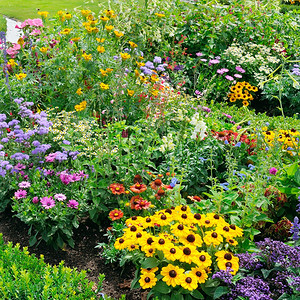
[150,179,163,190]
[130,183,147,193]
[130,195,143,209]
[135,199,151,210]
[109,209,124,221]
[109,183,126,195]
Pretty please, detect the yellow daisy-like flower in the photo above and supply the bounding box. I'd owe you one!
[127,89,134,96]
[82,53,92,61]
[155,13,165,17]
[76,88,83,95]
[153,212,172,226]
[71,37,81,42]
[114,237,128,250]
[99,82,109,90]
[104,9,115,17]
[40,47,48,54]
[96,38,105,43]
[17,37,24,46]
[105,25,114,31]
[81,9,91,17]
[106,68,113,73]
[151,90,159,97]
[138,216,155,228]
[134,69,140,77]
[139,272,157,289]
[243,100,249,107]
[97,46,105,53]
[226,238,238,246]
[15,73,27,80]
[100,69,108,76]
[180,273,199,291]
[60,28,72,35]
[194,251,212,269]
[217,259,239,275]
[57,10,64,16]
[114,30,124,38]
[65,13,72,20]
[129,41,138,48]
[141,267,158,274]
[179,245,198,264]
[136,61,145,67]
[151,74,159,82]
[170,223,190,237]
[120,52,131,60]
[163,245,183,261]
[227,224,243,238]
[37,11,49,18]
[179,232,203,247]
[161,264,184,287]
[203,230,224,247]
[100,15,110,22]
[8,59,18,67]
[92,27,99,33]
[190,267,208,284]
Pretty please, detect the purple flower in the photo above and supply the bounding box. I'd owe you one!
[296,196,300,213]
[290,216,300,241]
[62,140,71,145]
[209,59,220,65]
[217,68,229,75]
[212,268,233,285]
[153,56,162,64]
[54,193,66,201]
[32,196,39,204]
[40,197,55,209]
[14,189,27,199]
[225,75,234,81]
[236,66,246,73]
[1,138,9,143]
[237,252,264,271]
[18,181,31,189]
[234,142,242,147]
[10,152,30,160]
[45,153,56,162]
[196,52,203,57]
[0,114,7,122]
[269,167,278,175]
[145,61,154,69]
[170,177,178,188]
[140,66,153,75]
[68,199,79,209]
[55,151,68,162]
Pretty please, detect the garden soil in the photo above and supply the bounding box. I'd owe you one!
[0,208,145,300]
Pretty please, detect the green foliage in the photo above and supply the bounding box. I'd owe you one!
[0,233,101,299]
[0,15,6,32]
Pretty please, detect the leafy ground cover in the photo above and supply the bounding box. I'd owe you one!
[0,0,300,299]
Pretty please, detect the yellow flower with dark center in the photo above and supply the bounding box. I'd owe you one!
[114,31,124,38]
[17,37,24,46]
[87,14,94,21]
[226,238,238,246]
[76,88,83,95]
[60,28,72,35]
[114,237,128,250]
[163,245,182,261]
[15,73,27,80]
[40,47,48,54]
[100,16,110,22]
[134,69,140,77]
[191,267,208,284]
[81,9,91,17]
[120,53,131,60]
[217,259,239,275]
[57,10,64,16]
[179,232,203,247]
[194,251,212,269]
[203,230,223,247]
[155,13,165,17]
[104,9,115,17]
[141,267,158,274]
[92,27,99,33]
[89,20,98,26]
[96,38,105,43]
[38,11,49,18]
[243,100,249,107]
[139,272,157,289]
[85,26,93,34]
[100,82,109,90]
[170,223,190,237]
[82,53,92,61]
[136,61,145,67]
[127,89,134,96]
[161,264,184,287]
[105,25,114,31]
[71,37,81,42]
[97,46,105,53]
[129,41,138,48]
[227,224,243,238]
[65,13,72,20]
[251,86,258,92]
[180,273,198,291]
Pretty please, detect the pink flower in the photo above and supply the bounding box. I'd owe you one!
[32,197,39,204]
[235,66,245,73]
[234,74,243,78]
[54,193,66,201]
[29,29,41,36]
[269,167,278,175]
[134,199,151,210]
[18,181,31,189]
[14,189,27,199]
[40,197,55,209]
[15,18,44,29]
[225,75,234,81]
[45,153,56,162]
[68,200,79,209]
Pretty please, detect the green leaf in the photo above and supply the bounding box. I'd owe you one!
[152,281,171,294]
[141,257,159,269]
[130,277,140,290]
[204,278,219,288]
[214,286,229,299]
[294,169,300,185]
[287,163,298,177]
[171,291,184,300]
[261,268,273,279]
[29,234,37,247]
[191,289,204,299]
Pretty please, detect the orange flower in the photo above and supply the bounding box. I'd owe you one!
[130,183,147,193]
[155,188,165,200]
[130,195,143,209]
[133,174,143,184]
[109,183,126,195]
[109,209,124,221]
[150,179,163,190]
[188,195,202,202]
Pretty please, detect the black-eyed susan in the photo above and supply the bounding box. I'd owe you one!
[170,223,190,237]
[163,245,182,261]
[179,245,198,264]
[139,216,155,228]
[139,272,157,289]
[194,251,212,269]
[81,9,91,17]
[153,212,172,227]
[203,230,223,247]
[82,53,92,61]
[105,25,114,31]
[141,267,159,274]
[114,237,128,250]
[40,47,48,54]
[192,213,203,226]
[129,41,138,48]
[217,259,239,275]
[114,30,124,38]
[60,28,72,35]
[215,250,239,264]
[15,73,27,80]
[180,273,198,291]
[228,224,243,238]
[190,267,208,284]
[226,238,238,246]
[179,232,203,247]
[120,52,131,60]
[243,100,249,107]
[97,46,105,53]
[100,15,109,22]
[38,11,49,18]
[161,264,184,287]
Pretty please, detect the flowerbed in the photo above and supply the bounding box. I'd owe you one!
[0,0,300,299]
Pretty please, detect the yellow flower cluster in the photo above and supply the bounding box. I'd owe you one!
[74,101,87,112]
[114,206,243,291]
[38,11,49,18]
[227,81,258,107]
[57,11,72,22]
[15,73,27,80]
[263,128,300,155]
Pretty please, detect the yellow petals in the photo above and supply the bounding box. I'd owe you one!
[40,47,48,54]
[17,37,24,46]
[60,28,72,35]
[76,88,83,96]
[105,25,114,31]
[114,30,124,38]
[104,9,115,17]
[129,41,138,48]
[38,11,49,18]
[127,89,134,96]
[100,82,109,90]
[100,16,109,22]
[97,46,105,53]
[155,13,165,17]
[15,73,27,80]
[71,37,81,42]
[96,38,105,43]
[120,53,131,60]
[81,9,91,17]
[65,13,72,20]
[82,53,92,61]
[8,59,18,67]
[74,100,87,112]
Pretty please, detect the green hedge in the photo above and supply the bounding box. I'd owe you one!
[0,234,103,299]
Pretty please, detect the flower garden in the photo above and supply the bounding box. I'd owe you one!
[0,0,300,299]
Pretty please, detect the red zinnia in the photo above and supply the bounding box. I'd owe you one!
[109,209,124,221]
[109,183,126,195]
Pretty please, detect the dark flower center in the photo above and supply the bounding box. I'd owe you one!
[178,224,184,230]
[130,244,135,249]
[196,271,202,277]
[212,232,218,238]
[225,262,232,268]
[148,248,154,253]
[170,248,176,254]
[130,226,137,232]
[194,213,201,220]
[131,216,137,220]
[200,255,206,262]
[205,220,210,224]
[169,270,177,278]
[136,233,142,238]
[181,214,187,219]
[224,253,232,260]
[160,214,167,220]
[214,214,220,219]
[165,209,172,214]
[183,247,191,255]
[181,206,187,211]
[229,239,234,244]
[146,218,151,223]
[119,238,124,244]
[230,224,236,230]
[223,226,229,232]
[154,179,162,186]
[145,277,151,283]
[147,238,154,245]
[159,239,165,245]
[187,234,195,243]
[185,277,192,283]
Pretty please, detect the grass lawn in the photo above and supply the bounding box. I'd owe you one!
[0,0,108,21]
[0,14,6,31]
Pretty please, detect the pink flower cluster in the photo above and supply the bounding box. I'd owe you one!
[6,43,21,58]
[58,170,88,185]
[15,19,44,29]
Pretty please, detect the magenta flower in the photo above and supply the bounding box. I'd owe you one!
[234,74,243,78]
[40,197,55,209]
[32,197,39,204]
[225,75,234,81]
[196,52,203,57]
[68,200,79,209]
[217,68,229,75]
[54,193,67,201]
[235,66,245,73]
[45,153,56,162]
[14,189,27,199]
[269,167,278,175]
[18,181,31,189]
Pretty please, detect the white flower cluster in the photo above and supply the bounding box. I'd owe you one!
[159,133,175,152]
[190,113,207,140]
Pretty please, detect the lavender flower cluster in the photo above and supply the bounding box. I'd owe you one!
[236,252,265,271]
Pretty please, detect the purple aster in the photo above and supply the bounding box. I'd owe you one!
[32,140,41,147]
[40,197,55,209]
[55,151,68,162]
[62,140,71,145]
[54,193,66,201]
[153,56,162,64]
[8,119,20,127]
[0,114,6,122]
[1,138,9,143]
[14,189,27,199]
[45,153,56,162]
[225,75,234,81]
[296,196,300,213]
[212,268,233,285]
[217,68,229,74]
[269,167,278,175]
[140,66,153,75]
[18,181,31,188]
[145,61,154,69]
[236,252,264,271]
[68,199,79,209]
[14,98,23,104]
[236,66,245,73]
